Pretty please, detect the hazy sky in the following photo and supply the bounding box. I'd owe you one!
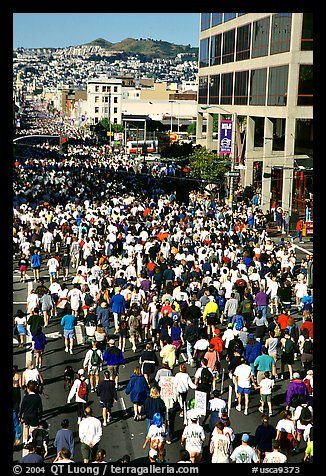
[13,13,201,49]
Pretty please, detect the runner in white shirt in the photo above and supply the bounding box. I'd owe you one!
[230,434,259,463]
[181,412,205,463]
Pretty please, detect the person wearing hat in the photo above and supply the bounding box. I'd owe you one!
[181,409,205,463]
[67,369,90,425]
[103,339,125,390]
[230,433,259,463]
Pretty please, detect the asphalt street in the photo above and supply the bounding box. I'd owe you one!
[13,236,313,464]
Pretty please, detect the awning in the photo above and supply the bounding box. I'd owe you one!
[294,157,313,170]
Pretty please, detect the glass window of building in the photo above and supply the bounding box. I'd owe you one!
[301,13,313,51]
[249,68,267,105]
[253,117,265,148]
[222,29,235,63]
[212,13,223,26]
[238,13,246,17]
[201,13,211,31]
[198,76,208,104]
[252,17,270,58]
[224,13,237,22]
[297,65,313,106]
[210,34,222,65]
[209,75,220,104]
[220,72,234,105]
[236,23,251,61]
[294,119,313,155]
[270,117,286,151]
[270,13,292,55]
[199,38,210,68]
[234,71,249,105]
[267,65,289,106]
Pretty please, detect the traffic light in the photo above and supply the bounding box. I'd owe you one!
[60,136,68,154]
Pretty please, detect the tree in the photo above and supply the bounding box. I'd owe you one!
[189,146,229,182]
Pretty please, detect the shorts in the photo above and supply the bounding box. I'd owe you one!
[281,352,294,365]
[64,329,75,339]
[88,365,100,375]
[206,314,217,325]
[107,365,119,377]
[23,415,39,427]
[100,400,113,409]
[19,265,27,272]
[129,328,140,337]
[237,385,251,395]
[261,394,272,403]
[151,329,158,337]
[49,271,57,276]
[81,442,99,461]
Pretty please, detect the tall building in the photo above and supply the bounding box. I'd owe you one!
[86,77,122,126]
[196,13,313,216]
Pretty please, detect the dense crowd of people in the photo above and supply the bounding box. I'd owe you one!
[13,101,313,464]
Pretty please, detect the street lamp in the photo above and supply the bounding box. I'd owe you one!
[201,105,238,209]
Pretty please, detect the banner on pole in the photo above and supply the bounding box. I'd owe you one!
[219,119,232,154]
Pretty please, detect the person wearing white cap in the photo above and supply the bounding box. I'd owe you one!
[181,409,205,463]
[230,433,259,463]
[67,368,90,424]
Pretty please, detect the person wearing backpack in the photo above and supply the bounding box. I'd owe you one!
[298,328,313,372]
[67,368,90,424]
[30,419,49,460]
[194,357,214,409]
[285,372,309,418]
[292,395,313,453]
[280,329,295,380]
[83,340,104,392]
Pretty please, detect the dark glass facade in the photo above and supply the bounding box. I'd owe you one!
[234,71,249,105]
[220,72,234,104]
[222,29,235,63]
[236,23,251,61]
[198,76,208,104]
[297,65,313,106]
[199,38,210,68]
[210,34,222,66]
[301,13,313,51]
[209,75,220,104]
[224,13,237,22]
[270,13,292,55]
[249,68,267,105]
[212,13,223,26]
[201,13,211,31]
[252,17,270,58]
[267,65,289,106]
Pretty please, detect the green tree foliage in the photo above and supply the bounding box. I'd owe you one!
[189,146,229,181]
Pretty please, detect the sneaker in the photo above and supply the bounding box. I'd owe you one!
[258,406,263,413]
[107,417,111,424]
[236,404,241,412]
[65,347,69,353]
[244,408,248,415]
[103,420,107,426]
[69,349,73,354]
[134,414,139,421]
[269,411,273,416]
[132,347,136,352]
[77,417,81,425]
[91,387,95,393]
[280,374,284,380]
[299,241,304,244]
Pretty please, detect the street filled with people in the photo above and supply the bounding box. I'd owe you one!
[13,101,313,465]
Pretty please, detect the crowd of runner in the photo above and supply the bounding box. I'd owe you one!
[13,102,313,464]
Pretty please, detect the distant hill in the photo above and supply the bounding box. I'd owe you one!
[85,37,198,58]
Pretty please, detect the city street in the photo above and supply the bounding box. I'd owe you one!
[13,237,312,464]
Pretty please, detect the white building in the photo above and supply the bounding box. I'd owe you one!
[86,77,122,125]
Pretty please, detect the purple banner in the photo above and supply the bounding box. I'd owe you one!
[219,119,232,154]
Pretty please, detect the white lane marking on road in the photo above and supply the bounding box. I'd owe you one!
[120,397,128,416]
